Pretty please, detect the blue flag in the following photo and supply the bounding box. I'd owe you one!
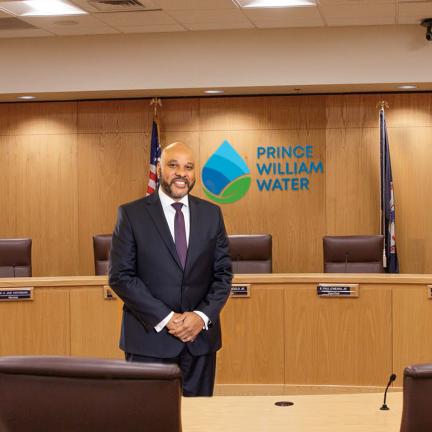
[380,109,399,273]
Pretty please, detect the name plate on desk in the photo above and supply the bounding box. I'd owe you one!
[317,284,359,298]
[0,287,33,301]
[231,284,251,298]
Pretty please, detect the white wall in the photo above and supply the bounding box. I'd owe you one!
[1,24,430,96]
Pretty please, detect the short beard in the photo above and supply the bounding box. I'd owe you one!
[160,177,195,200]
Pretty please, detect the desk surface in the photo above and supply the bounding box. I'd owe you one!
[182,392,403,432]
[0,273,432,287]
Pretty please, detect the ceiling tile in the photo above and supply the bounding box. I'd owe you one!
[152,0,238,10]
[117,23,186,32]
[185,21,254,30]
[398,16,420,23]
[94,10,177,26]
[319,0,395,4]
[46,26,119,36]
[327,16,395,25]
[243,6,322,21]
[398,2,432,21]
[320,3,396,19]
[0,28,54,38]
[0,17,36,29]
[167,8,250,24]
[17,14,119,35]
[65,0,105,13]
[0,10,12,18]
[70,0,159,13]
[19,14,114,28]
[254,17,324,27]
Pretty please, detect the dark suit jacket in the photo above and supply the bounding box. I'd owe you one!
[108,192,233,358]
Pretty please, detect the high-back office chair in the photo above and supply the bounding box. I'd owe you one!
[0,238,32,277]
[0,356,182,432]
[323,235,384,273]
[400,364,432,432]
[93,234,112,275]
[228,234,272,273]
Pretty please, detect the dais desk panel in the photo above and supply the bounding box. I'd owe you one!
[1,274,431,392]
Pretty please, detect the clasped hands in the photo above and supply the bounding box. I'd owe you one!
[166,312,204,343]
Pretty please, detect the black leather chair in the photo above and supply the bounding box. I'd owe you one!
[323,235,384,273]
[228,234,272,273]
[0,356,182,432]
[0,238,32,277]
[400,364,432,432]
[93,234,112,275]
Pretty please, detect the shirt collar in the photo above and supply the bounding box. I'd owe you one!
[158,187,189,210]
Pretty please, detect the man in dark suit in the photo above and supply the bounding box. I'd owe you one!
[109,142,232,396]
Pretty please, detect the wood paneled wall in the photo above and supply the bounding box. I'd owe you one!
[1,93,431,275]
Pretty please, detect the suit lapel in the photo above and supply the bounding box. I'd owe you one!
[145,192,183,270]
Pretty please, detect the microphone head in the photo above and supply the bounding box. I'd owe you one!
[390,373,397,382]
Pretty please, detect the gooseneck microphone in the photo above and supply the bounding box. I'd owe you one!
[380,373,397,410]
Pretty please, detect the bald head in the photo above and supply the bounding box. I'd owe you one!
[157,141,196,200]
[161,142,194,163]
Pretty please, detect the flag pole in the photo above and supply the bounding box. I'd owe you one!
[377,100,389,268]
[146,98,162,196]
[150,97,162,144]
[376,100,389,111]
[150,97,162,118]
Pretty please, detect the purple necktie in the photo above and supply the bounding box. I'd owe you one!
[171,202,187,268]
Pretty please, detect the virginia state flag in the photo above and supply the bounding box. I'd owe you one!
[380,109,399,273]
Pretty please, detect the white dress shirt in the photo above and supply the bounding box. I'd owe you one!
[154,188,209,332]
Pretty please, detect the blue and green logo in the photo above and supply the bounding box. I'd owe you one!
[202,140,251,204]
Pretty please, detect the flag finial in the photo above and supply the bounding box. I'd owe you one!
[150,97,162,117]
[376,100,389,111]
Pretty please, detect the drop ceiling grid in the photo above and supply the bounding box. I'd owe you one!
[0,0,430,37]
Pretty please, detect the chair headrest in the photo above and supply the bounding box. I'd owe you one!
[93,234,112,259]
[228,234,272,260]
[323,235,384,262]
[0,238,32,266]
[0,356,181,380]
[404,364,432,379]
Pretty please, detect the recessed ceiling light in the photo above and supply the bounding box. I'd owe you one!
[204,90,225,94]
[397,85,417,90]
[0,0,87,17]
[18,96,36,100]
[237,0,317,8]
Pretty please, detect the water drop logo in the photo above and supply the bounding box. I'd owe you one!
[202,140,251,204]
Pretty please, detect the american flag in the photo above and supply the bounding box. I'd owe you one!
[380,108,399,273]
[146,118,161,195]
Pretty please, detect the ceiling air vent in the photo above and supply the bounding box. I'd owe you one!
[0,18,36,30]
[88,0,160,12]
